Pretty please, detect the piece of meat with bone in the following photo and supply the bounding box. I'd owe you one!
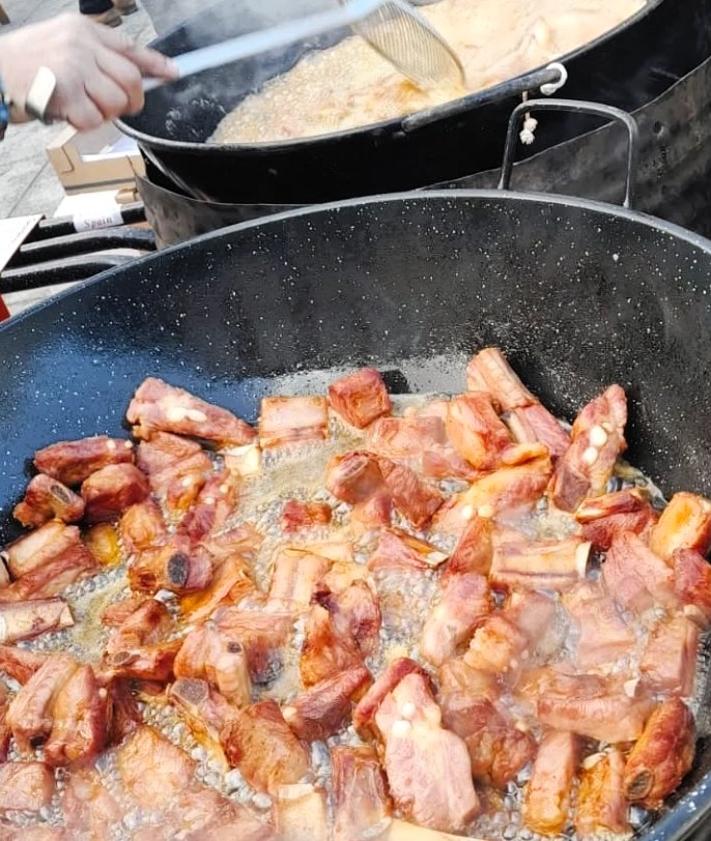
[0,646,47,684]
[603,530,677,613]
[316,580,381,656]
[213,607,293,684]
[421,573,491,667]
[672,547,711,627]
[441,514,493,578]
[375,671,480,832]
[328,367,392,429]
[300,604,363,686]
[267,546,332,611]
[105,598,172,654]
[174,623,252,706]
[81,463,150,523]
[563,581,634,670]
[0,762,54,813]
[177,469,237,543]
[490,534,590,592]
[0,543,97,603]
[623,698,695,809]
[507,403,571,459]
[169,677,235,753]
[1,520,82,579]
[463,614,528,677]
[220,699,311,793]
[259,395,329,448]
[523,731,579,837]
[650,491,711,561]
[332,745,391,841]
[0,600,74,644]
[34,435,134,486]
[61,767,121,841]
[326,451,392,527]
[575,488,658,550]
[119,499,168,554]
[101,639,182,684]
[129,536,213,595]
[575,749,630,839]
[283,664,371,741]
[551,384,628,512]
[446,391,512,470]
[377,457,444,528]
[127,377,255,446]
[136,430,204,474]
[466,347,537,410]
[13,475,85,528]
[202,521,263,564]
[368,528,447,573]
[281,499,332,533]
[640,614,699,696]
[180,556,254,623]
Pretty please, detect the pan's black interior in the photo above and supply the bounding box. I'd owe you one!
[2,193,711,839]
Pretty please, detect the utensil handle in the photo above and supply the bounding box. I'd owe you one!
[498,98,639,209]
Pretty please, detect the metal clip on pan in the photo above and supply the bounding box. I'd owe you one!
[498,98,640,209]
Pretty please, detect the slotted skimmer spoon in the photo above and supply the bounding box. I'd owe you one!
[144,0,465,92]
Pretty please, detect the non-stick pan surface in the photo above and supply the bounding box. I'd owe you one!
[1,191,711,839]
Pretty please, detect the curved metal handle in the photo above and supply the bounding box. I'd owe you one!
[497,98,640,208]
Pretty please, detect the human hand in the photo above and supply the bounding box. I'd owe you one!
[0,12,177,130]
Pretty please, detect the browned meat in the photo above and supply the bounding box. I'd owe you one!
[508,403,571,458]
[326,451,392,527]
[44,665,107,767]
[213,607,293,683]
[464,615,528,676]
[523,731,579,837]
[179,556,254,623]
[673,547,711,627]
[201,521,263,564]
[175,623,252,706]
[0,645,48,683]
[551,384,627,511]
[169,677,235,748]
[106,679,143,745]
[281,499,332,533]
[490,535,590,592]
[13,474,85,527]
[300,604,363,686]
[421,573,491,666]
[0,543,96,603]
[368,528,447,573]
[0,762,54,812]
[106,597,172,654]
[650,491,711,561]
[640,614,699,696]
[0,599,74,643]
[328,367,392,429]
[136,431,204,474]
[84,522,122,567]
[101,640,181,683]
[576,488,658,550]
[1,520,81,579]
[259,395,329,448]
[315,580,381,656]
[603,531,677,613]
[61,767,121,841]
[81,463,150,523]
[34,435,134,486]
[127,377,255,446]
[466,347,537,410]
[162,786,275,841]
[575,749,630,839]
[177,470,237,542]
[446,392,511,469]
[563,581,634,669]
[101,594,148,627]
[283,665,371,740]
[129,537,213,594]
[119,499,167,554]
[438,657,499,703]
[623,699,695,808]
[268,546,332,610]
[332,745,391,841]
[377,457,444,528]
[220,699,311,793]
[442,514,493,578]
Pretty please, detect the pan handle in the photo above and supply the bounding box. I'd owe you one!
[497,98,639,209]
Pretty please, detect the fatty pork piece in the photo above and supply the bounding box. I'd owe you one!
[441,514,493,578]
[489,534,590,592]
[212,606,293,684]
[563,581,635,670]
[80,463,150,523]
[421,573,491,667]
[575,488,658,550]
[175,623,252,706]
[507,403,572,459]
[169,677,235,754]
[623,698,695,809]
[301,604,364,686]
[367,528,447,574]
[61,767,121,840]
[551,384,628,512]
[177,469,237,543]
[0,761,55,813]
[522,730,579,837]
[640,614,699,696]
[374,671,480,833]
[101,640,181,684]
[326,450,392,527]
[1,519,88,579]
[603,530,677,613]
[281,499,333,533]
[672,547,711,627]
[119,498,168,554]
[258,395,329,448]
[13,474,85,528]
[377,457,444,529]
[328,367,392,429]
[84,522,122,568]
[34,434,134,486]
[180,556,254,624]
[331,746,391,841]
[446,391,512,470]
[283,664,371,740]
[575,749,631,840]
[275,783,329,841]
[127,377,255,445]
[0,600,74,644]
[267,546,332,611]
[105,597,172,654]
[315,580,381,656]
[0,645,48,684]
[202,521,264,564]
[650,491,711,561]
[136,433,213,514]
[129,536,212,594]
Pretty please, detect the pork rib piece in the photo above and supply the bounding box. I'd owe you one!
[34,435,134,486]
[13,474,85,527]
[328,367,391,429]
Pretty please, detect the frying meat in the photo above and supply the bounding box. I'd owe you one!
[575,488,658,550]
[563,581,634,669]
[136,430,204,474]
[650,491,711,561]
[377,457,444,528]
[332,745,391,841]
[441,514,493,578]
[212,607,293,683]
[672,547,711,627]
[259,395,329,447]
[84,522,122,567]
[174,623,252,706]
[315,580,381,656]
[0,685,10,762]
[0,645,48,684]
[1,520,83,579]
[127,377,256,446]
[328,367,392,428]
[602,530,677,613]
[445,391,511,469]
[13,474,85,527]
[523,731,579,836]
[275,783,329,841]
[61,767,121,840]
[421,573,491,666]
[0,599,74,643]
[119,498,168,553]
[466,347,537,410]
[353,658,432,740]
[129,537,213,594]
[464,614,528,676]
[177,469,237,542]
[640,614,699,696]
[34,435,134,486]
[101,640,181,683]
[507,403,571,458]
[169,677,235,749]
[0,762,54,812]
[368,528,447,573]
[489,534,590,591]
[80,463,150,523]
[281,499,333,532]
[105,597,172,653]
[268,546,332,610]
[300,604,363,686]
[575,749,630,839]
[179,555,254,622]
[0,542,97,602]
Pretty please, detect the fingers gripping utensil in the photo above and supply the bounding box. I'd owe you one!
[144,0,464,92]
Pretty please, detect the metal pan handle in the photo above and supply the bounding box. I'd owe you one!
[497,98,639,208]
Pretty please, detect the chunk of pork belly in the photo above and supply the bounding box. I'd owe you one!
[490,535,590,592]
[673,548,711,627]
[640,614,699,696]
[283,664,371,741]
[106,598,172,654]
[268,547,331,610]
[169,787,274,841]
[127,377,255,446]
[623,698,695,808]
[213,607,293,684]
[315,580,381,656]
[259,395,328,448]
[180,557,254,623]
[146,451,214,514]
[61,768,120,840]
[441,514,492,578]
[101,639,181,684]
[13,475,84,528]
[202,522,263,564]
[1,520,81,579]
[0,544,96,603]
[119,499,167,554]
[281,499,332,533]
[353,658,432,740]
[136,431,203,474]
[327,451,383,504]
[523,731,579,837]
[0,762,54,812]
[332,745,391,841]
[508,403,571,458]
[81,463,149,523]
[603,531,676,613]
[129,537,212,595]
[368,528,447,573]
[551,385,628,512]
[438,657,499,702]
[575,749,630,839]
[328,367,391,428]
[576,488,658,550]
[563,581,634,669]
[177,469,236,543]
[504,590,560,657]
[466,347,537,410]
[300,604,363,686]
[0,645,48,684]
[275,783,328,841]
[174,624,251,706]
[446,392,511,470]
[117,725,195,810]
[0,600,74,644]
[34,435,134,486]
[463,615,528,676]
[377,457,444,528]
[375,672,479,832]
[650,491,711,561]
[421,573,491,667]
[220,700,310,793]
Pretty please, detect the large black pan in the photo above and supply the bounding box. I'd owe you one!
[2,110,711,839]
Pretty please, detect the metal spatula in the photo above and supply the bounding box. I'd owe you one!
[144,0,464,92]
